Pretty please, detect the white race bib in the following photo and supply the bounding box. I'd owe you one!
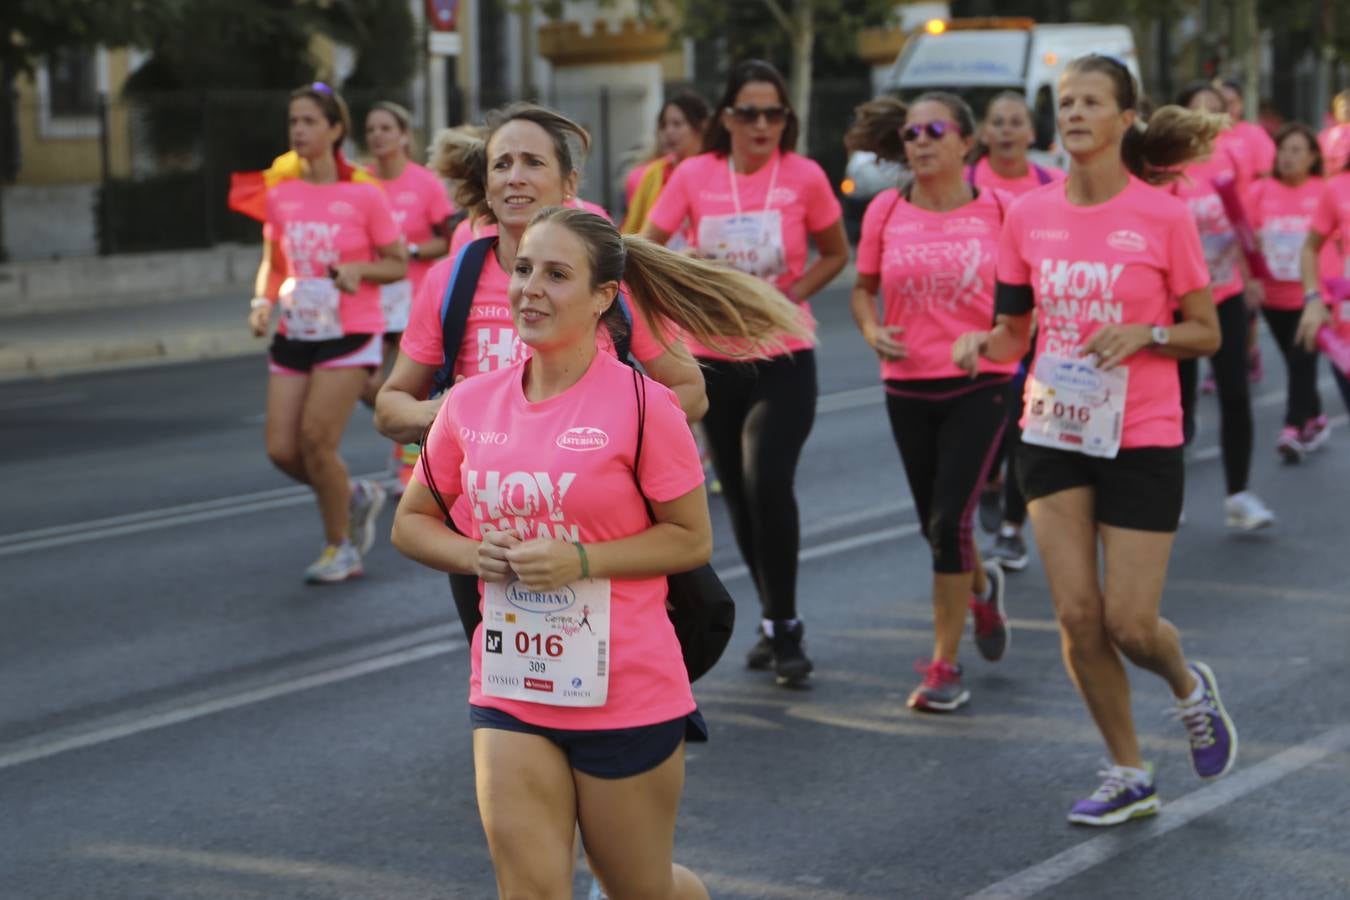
[380,279,413,333]
[698,210,787,280]
[1200,233,1238,286]
[279,277,343,341]
[481,577,611,707]
[1260,230,1304,282]
[1022,353,1129,459]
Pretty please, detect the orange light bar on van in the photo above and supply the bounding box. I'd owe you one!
[841,178,857,195]
[925,19,947,35]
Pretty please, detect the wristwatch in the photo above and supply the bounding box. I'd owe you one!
[1303,290,1323,305]
[1150,326,1170,347]
[408,242,420,260]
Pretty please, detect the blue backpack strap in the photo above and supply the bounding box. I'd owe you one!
[1033,164,1054,185]
[431,236,497,396]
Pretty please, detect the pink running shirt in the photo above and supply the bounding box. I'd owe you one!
[375,161,454,291]
[648,149,842,359]
[1246,177,1344,310]
[265,179,401,336]
[997,177,1211,449]
[1171,146,1246,301]
[415,351,704,730]
[969,157,1065,197]
[1312,173,1350,338]
[856,186,1018,381]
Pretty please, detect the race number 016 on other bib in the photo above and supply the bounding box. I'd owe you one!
[279,277,343,341]
[481,577,610,707]
[697,211,787,280]
[1021,353,1128,459]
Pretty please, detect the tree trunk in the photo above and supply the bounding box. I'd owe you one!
[790,2,813,155]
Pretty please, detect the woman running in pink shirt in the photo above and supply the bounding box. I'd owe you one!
[391,206,803,899]
[247,84,407,583]
[364,100,456,491]
[642,60,850,686]
[845,92,1015,713]
[1247,123,1343,459]
[954,55,1238,827]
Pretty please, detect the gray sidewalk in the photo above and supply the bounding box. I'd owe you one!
[0,290,263,381]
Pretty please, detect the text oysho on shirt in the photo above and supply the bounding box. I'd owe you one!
[647,149,842,360]
[415,351,705,730]
[997,176,1211,449]
[1246,177,1345,310]
[855,186,1019,381]
[374,161,454,292]
[266,179,401,337]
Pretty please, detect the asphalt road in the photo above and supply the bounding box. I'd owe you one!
[3,288,1349,900]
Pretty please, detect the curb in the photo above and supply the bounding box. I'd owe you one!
[0,329,266,382]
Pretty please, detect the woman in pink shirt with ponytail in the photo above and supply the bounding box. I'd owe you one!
[954,55,1238,827]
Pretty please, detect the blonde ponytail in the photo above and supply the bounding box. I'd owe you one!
[1123,106,1226,185]
[618,237,810,358]
[430,124,489,218]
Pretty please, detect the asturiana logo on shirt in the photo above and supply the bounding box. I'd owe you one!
[556,427,609,451]
[1106,230,1147,253]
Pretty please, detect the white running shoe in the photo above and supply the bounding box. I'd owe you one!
[1224,491,1274,531]
[304,542,363,583]
[348,479,388,556]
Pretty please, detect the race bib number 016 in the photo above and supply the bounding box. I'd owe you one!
[279,277,343,342]
[481,577,610,707]
[1021,353,1128,459]
[697,210,787,281]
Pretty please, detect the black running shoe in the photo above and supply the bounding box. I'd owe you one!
[745,624,773,670]
[771,620,813,686]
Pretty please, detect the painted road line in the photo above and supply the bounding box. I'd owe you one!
[964,723,1350,900]
[0,626,464,772]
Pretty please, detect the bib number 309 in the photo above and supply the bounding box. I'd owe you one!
[481,577,610,707]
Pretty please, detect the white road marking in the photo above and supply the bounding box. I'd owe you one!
[0,629,463,772]
[965,723,1350,900]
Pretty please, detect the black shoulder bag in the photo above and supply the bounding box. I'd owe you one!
[630,367,736,682]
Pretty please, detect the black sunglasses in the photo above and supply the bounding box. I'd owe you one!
[901,121,961,142]
[729,105,788,125]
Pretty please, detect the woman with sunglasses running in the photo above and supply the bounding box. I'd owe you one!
[643,59,849,686]
[1246,123,1342,460]
[845,93,1014,712]
[248,83,407,583]
[1170,83,1275,530]
[954,55,1238,826]
[363,100,455,492]
[969,92,1066,572]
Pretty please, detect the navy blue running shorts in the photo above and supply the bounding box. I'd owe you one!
[1017,443,1184,533]
[469,705,709,779]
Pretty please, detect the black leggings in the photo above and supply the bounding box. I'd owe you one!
[884,377,1009,574]
[701,351,817,621]
[1261,306,1322,428]
[1179,295,1254,495]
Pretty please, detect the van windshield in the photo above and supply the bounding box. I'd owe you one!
[893,31,1030,89]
